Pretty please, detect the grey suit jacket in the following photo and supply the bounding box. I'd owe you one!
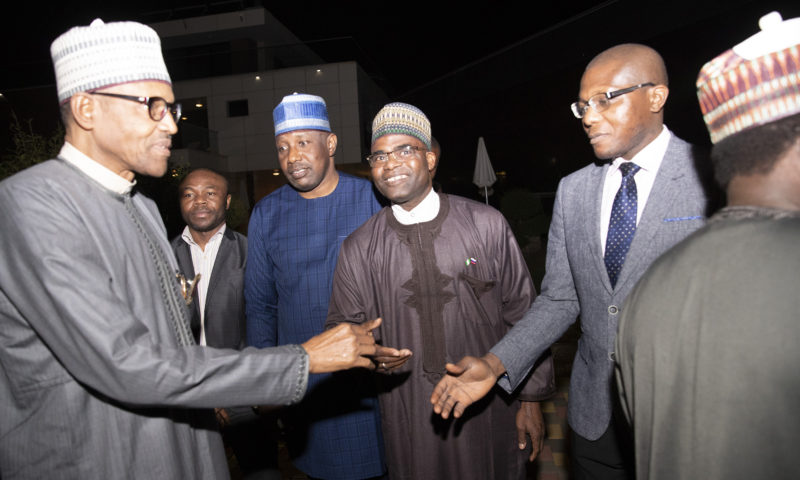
[172,228,248,349]
[491,134,712,440]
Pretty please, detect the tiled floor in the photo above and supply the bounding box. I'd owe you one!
[527,329,577,480]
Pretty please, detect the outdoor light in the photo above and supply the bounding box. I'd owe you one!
[195,103,203,108]
[255,75,261,80]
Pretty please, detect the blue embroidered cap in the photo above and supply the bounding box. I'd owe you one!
[273,93,331,136]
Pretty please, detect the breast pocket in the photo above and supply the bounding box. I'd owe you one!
[457,272,497,325]
[658,215,706,249]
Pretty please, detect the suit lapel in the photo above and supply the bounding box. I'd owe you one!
[617,138,686,289]
[174,240,196,279]
[207,229,233,299]
[174,238,201,337]
[585,163,615,295]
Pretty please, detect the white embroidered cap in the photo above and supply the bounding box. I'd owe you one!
[50,18,171,104]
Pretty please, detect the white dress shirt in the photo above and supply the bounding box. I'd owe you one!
[600,126,671,254]
[391,187,441,225]
[180,224,226,346]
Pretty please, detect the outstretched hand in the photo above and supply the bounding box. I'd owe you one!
[302,318,382,373]
[372,344,413,372]
[430,354,501,419]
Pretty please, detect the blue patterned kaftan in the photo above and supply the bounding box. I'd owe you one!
[246,172,384,479]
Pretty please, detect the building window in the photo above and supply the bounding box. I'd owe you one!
[227,99,249,117]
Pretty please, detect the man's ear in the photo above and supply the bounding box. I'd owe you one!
[327,133,338,157]
[225,194,232,210]
[425,150,437,173]
[649,85,669,113]
[70,92,97,131]
[782,139,800,180]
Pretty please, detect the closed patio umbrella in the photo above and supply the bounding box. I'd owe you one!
[473,136,497,205]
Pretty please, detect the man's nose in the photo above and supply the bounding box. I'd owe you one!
[582,105,602,128]
[161,113,179,135]
[288,146,302,163]
[384,153,402,169]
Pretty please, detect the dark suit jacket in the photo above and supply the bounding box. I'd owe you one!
[171,227,248,349]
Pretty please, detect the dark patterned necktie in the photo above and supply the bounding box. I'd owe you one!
[604,162,640,288]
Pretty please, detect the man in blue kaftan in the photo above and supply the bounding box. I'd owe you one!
[245,93,386,479]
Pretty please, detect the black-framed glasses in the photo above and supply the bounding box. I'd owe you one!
[570,83,655,119]
[366,145,427,167]
[91,92,182,123]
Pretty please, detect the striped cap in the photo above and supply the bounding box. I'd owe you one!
[273,93,331,136]
[371,102,431,149]
[51,19,171,105]
[696,12,800,144]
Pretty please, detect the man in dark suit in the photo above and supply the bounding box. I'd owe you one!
[172,167,278,479]
[432,43,717,479]
[172,168,246,348]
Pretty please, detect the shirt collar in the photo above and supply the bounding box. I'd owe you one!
[181,223,227,247]
[58,142,136,195]
[391,188,440,225]
[609,125,671,174]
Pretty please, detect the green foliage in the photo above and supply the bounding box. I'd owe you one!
[226,194,248,231]
[165,163,191,185]
[136,161,191,239]
[499,188,550,248]
[1,113,64,181]
[500,188,551,290]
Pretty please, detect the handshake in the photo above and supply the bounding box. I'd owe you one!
[301,318,412,374]
[302,317,496,423]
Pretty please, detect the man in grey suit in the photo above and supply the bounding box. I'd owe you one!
[432,43,715,479]
[0,19,382,479]
[172,167,279,479]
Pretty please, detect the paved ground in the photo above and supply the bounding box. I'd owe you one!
[527,327,577,480]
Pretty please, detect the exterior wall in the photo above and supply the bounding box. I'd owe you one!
[173,61,366,173]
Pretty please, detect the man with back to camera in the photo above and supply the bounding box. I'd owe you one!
[0,19,383,479]
[245,93,388,479]
[615,11,800,479]
[431,43,718,479]
[172,167,280,479]
[326,102,556,480]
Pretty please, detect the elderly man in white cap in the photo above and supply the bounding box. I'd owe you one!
[0,19,382,479]
[614,11,800,480]
[245,93,388,480]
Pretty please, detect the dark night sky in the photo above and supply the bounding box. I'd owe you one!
[2,0,800,197]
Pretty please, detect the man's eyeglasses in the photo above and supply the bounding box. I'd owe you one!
[570,83,655,119]
[92,92,182,123]
[366,145,427,167]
